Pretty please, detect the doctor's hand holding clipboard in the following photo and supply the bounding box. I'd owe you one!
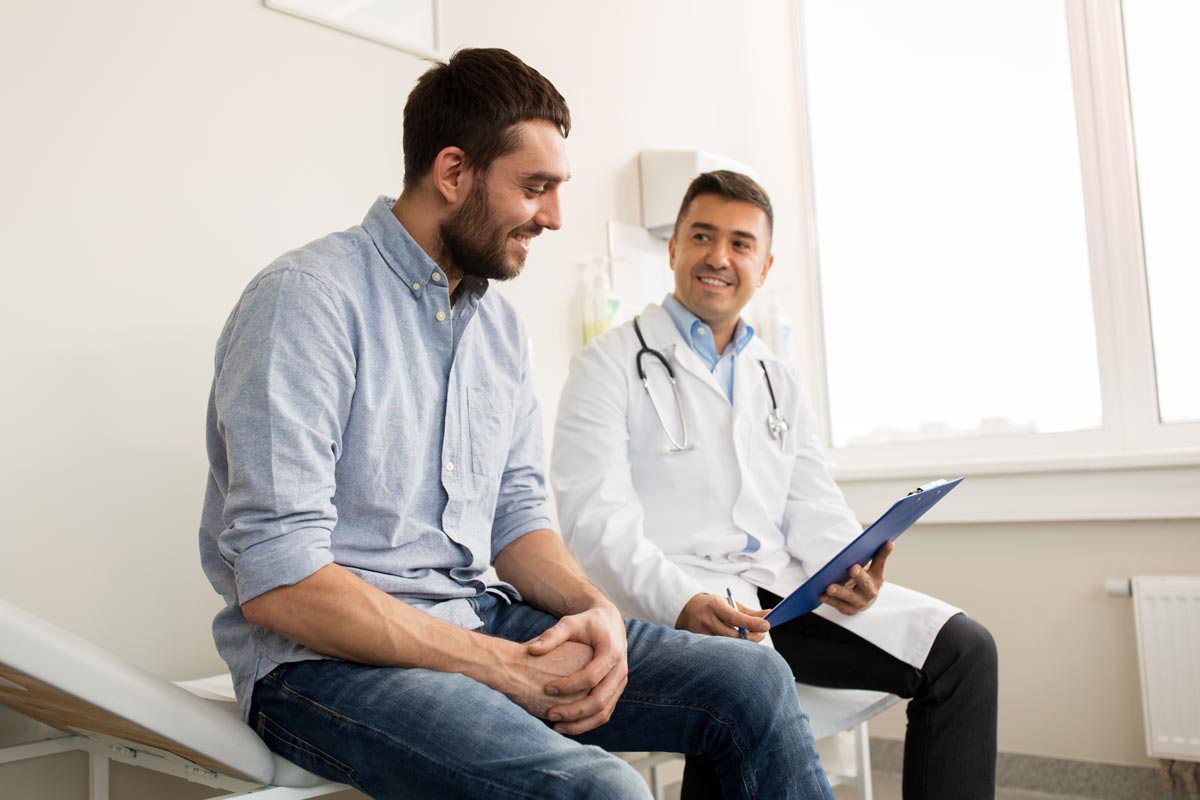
[764,477,966,627]
[673,540,896,641]
[817,539,895,616]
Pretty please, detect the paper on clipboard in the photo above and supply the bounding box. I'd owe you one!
[764,477,965,626]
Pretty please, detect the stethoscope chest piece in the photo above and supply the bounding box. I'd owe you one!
[767,408,789,450]
[758,360,789,450]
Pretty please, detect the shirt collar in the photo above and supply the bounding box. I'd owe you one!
[661,294,755,363]
[362,196,489,301]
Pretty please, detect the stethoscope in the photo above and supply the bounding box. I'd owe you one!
[633,316,790,453]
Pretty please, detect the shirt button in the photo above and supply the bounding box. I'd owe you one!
[697,326,706,335]
[436,310,446,321]
[412,281,421,290]
[431,272,442,282]
[445,461,455,472]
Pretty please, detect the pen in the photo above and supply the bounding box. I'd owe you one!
[726,587,747,639]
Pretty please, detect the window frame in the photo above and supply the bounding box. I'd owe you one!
[792,0,1200,522]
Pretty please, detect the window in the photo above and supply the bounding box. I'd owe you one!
[793,1,1200,520]
[1122,0,1200,425]
[803,1,1102,449]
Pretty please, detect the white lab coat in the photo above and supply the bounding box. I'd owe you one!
[551,303,961,735]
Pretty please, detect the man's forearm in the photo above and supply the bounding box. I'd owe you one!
[241,563,515,684]
[494,529,611,617]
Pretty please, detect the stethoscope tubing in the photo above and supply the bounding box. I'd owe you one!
[633,315,782,453]
[634,317,691,451]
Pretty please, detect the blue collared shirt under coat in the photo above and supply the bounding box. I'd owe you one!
[198,197,552,719]
[660,294,754,404]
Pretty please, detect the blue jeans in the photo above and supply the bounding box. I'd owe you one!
[249,594,833,800]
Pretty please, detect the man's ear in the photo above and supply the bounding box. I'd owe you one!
[431,146,469,204]
[667,236,677,272]
[757,253,776,287]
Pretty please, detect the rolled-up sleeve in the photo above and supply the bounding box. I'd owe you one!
[213,269,355,603]
[490,340,553,559]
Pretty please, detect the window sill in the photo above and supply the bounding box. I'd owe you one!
[830,448,1200,524]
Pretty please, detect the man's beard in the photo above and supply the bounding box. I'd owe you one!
[439,177,529,283]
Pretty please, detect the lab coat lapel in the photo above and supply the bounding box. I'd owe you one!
[732,347,770,417]
[669,343,730,404]
[637,304,728,405]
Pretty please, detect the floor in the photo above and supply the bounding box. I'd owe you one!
[661,771,1103,800]
[828,771,1102,800]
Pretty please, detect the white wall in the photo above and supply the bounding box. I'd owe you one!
[1,2,1191,798]
[863,517,1200,767]
[0,1,426,679]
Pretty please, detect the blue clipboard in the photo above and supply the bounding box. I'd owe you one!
[764,477,965,626]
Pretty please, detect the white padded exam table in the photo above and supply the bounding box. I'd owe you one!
[0,597,345,799]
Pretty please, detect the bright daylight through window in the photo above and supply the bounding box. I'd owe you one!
[803,1,1102,449]
[1122,0,1200,425]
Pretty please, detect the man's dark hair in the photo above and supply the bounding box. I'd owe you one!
[403,48,571,188]
[673,170,774,242]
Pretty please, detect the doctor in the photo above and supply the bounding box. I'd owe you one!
[551,171,997,800]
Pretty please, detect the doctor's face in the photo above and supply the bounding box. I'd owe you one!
[668,194,774,331]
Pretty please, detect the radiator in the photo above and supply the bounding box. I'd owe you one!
[1131,576,1200,762]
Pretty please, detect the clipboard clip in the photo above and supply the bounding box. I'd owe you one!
[907,478,949,497]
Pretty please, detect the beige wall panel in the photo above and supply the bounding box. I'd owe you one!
[866,519,1200,767]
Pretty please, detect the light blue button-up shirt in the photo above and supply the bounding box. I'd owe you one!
[661,293,755,403]
[199,197,552,718]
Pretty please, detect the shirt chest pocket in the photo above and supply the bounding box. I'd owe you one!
[468,386,514,480]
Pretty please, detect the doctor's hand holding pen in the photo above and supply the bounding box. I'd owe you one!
[674,592,771,642]
[819,539,896,616]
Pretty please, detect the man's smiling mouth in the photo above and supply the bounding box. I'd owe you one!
[512,231,537,255]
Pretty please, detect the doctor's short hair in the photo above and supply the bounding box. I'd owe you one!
[402,48,571,188]
[673,170,774,243]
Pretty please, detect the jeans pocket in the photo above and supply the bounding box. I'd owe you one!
[255,711,362,790]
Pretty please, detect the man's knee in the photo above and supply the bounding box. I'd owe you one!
[556,753,651,800]
[715,639,802,717]
[936,614,998,689]
[955,616,998,670]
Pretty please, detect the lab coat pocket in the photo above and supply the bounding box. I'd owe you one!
[751,416,799,505]
[468,387,512,480]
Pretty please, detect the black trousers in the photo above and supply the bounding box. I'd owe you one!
[681,589,998,800]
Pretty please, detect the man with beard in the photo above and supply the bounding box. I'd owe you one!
[198,49,835,800]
